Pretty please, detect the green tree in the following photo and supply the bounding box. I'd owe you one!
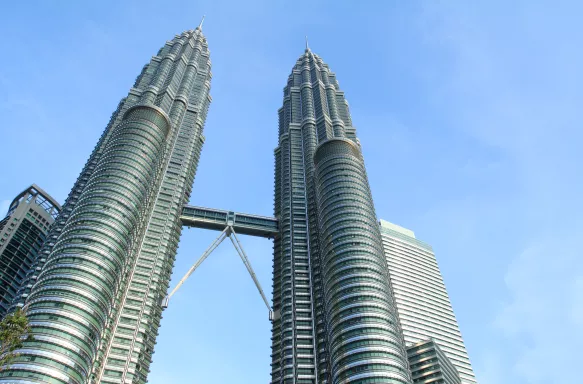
[0,308,34,370]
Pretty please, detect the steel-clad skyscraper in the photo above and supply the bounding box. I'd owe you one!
[0,25,211,384]
[271,46,412,384]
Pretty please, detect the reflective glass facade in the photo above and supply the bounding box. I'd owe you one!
[0,27,211,384]
[271,48,411,384]
[379,220,477,384]
[0,185,60,317]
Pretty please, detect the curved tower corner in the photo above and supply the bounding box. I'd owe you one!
[0,25,212,384]
[272,48,412,383]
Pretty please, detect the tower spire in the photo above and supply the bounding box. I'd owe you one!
[197,15,205,30]
[305,36,310,51]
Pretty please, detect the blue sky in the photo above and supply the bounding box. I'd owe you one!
[1,1,582,383]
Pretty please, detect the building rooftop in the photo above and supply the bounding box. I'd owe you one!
[379,219,415,238]
[379,219,433,251]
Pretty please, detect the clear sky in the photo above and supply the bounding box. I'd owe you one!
[1,1,582,383]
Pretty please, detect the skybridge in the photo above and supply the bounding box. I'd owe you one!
[180,205,279,238]
[163,205,280,321]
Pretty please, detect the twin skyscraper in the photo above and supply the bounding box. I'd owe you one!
[0,25,477,384]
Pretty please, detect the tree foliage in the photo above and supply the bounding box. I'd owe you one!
[0,308,34,370]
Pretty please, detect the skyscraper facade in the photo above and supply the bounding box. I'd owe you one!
[271,47,412,384]
[0,185,60,317]
[0,26,211,384]
[379,220,477,383]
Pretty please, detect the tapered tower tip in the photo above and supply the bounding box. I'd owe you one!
[305,36,310,51]
[197,15,205,30]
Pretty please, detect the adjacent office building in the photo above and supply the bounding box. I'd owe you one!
[0,24,211,384]
[0,185,60,317]
[379,220,477,383]
[407,340,461,384]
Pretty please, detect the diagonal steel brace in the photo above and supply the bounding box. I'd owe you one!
[228,228,272,318]
[162,225,274,320]
[162,226,229,308]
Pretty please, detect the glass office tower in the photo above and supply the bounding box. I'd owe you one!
[379,220,477,383]
[0,185,60,317]
[271,47,412,384]
[0,26,211,384]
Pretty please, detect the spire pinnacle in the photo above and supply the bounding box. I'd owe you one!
[305,36,310,51]
[197,15,205,30]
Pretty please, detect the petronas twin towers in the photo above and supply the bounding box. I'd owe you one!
[0,24,428,384]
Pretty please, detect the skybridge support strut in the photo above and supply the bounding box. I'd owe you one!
[162,226,229,308]
[162,225,274,320]
[229,228,273,319]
